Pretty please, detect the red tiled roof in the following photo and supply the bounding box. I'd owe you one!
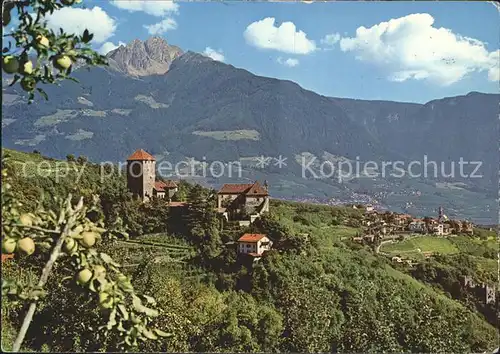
[238,233,266,242]
[245,182,268,195]
[218,183,253,194]
[154,180,178,191]
[154,181,167,192]
[247,252,263,257]
[2,254,14,262]
[168,202,188,207]
[218,181,268,196]
[127,149,155,161]
[164,180,178,188]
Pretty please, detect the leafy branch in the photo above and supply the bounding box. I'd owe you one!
[1,155,171,351]
[2,0,107,102]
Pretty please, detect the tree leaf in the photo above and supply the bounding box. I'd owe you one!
[107,308,117,330]
[142,294,156,305]
[132,295,143,312]
[117,304,129,321]
[100,252,120,267]
[142,328,158,340]
[88,279,96,292]
[82,29,90,43]
[8,75,20,87]
[36,88,49,101]
[153,328,172,338]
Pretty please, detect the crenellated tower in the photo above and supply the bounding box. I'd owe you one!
[126,149,156,202]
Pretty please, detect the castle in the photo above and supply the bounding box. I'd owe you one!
[126,150,270,224]
[217,181,270,225]
[462,276,496,305]
[126,149,178,201]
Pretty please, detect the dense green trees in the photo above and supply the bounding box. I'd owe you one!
[2,149,498,353]
[251,214,308,254]
[1,156,166,352]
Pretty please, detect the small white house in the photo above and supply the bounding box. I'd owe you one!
[433,223,451,236]
[237,234,272,258]
[408,220,426,233]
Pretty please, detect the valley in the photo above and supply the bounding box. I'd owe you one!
[2,38,498,224]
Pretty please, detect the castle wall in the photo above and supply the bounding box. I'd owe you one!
[218,194,238,208]
[142,160,156,200]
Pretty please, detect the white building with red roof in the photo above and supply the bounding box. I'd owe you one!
[237,233,272,258]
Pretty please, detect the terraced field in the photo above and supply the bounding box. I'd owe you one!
[101,233,196,273]
[116,240,193,267]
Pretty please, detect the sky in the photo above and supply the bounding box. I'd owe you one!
[39,0,500,103]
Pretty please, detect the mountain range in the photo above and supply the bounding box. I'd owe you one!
[2,37,498,223]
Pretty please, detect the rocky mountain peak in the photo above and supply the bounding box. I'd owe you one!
[106,37,183,77]
[179,50,214,63]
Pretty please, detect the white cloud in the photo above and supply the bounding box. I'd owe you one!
[487,50,499,82]
[144,18,177,35]
[110,0,178,17]
[321,33,340,46]
[203,47,225,62]
[244,17,316,55]
[339,13,500,85]
[277,57,299,67]
[98,41,126,55]
[46,6,116,43]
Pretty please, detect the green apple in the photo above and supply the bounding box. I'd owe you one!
[53,55,72,71]
[20,77,36,92]
[35,35,50,49]
[18,237,35,255]
[19,213,33,226]
[77,269,93,285]
[2,238,16,254]
[79,231,97,248]
[2,56,19,74]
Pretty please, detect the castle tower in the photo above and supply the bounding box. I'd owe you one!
[126,149,156,202]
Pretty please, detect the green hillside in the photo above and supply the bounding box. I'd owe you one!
[1,148,498,353]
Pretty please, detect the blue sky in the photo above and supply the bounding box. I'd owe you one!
[46,1,499,103]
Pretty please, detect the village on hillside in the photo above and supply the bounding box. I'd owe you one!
[126,149,478,256]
